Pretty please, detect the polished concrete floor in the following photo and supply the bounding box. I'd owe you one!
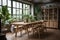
[6,29,60,40]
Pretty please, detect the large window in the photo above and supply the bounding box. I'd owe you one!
[13,1,23,21]
[23,4,30,15]
[13,1,31,21]
[8,0,11,7]
[0,0,11,15]
[2,0,7,6]
[8,0,11,15]
[0,0,31,21]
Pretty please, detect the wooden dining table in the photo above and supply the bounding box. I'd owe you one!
[11,20,47,37]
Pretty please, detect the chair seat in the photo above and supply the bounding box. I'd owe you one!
[14,26,17,28]
[1,28,8,34]
[33,26,38,29]
[19,26,23,27]
[14,26,23,28]
[2,28,8,31]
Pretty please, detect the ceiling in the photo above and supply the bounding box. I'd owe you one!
[32,0,51,2]
[21,0,60,3]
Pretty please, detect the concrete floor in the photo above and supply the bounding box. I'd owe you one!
[6,29,60,40]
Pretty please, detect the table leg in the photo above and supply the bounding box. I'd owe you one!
[26,27,29,37]
[15,26,18,37]
[20,28,22,37]
[15,29,17,37]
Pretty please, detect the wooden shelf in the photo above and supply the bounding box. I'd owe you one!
[42,7,58,28]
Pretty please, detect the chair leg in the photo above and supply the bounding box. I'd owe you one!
[15,28,17,37]
[20,30,22,37]
[38,28,40,39]
[26,28,29,38]
[32,29,35,37]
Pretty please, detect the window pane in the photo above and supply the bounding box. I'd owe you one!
[13,14,17,19]
[25,4,28,9]
[17,14,20,16]
[20,3,22,8]
[13,8,16,14]
[25,10,27,15]
[17,16,19,18]
[20,9,22,15]
[12,2,31,21]
[17,16,20,21]
[16,9,19,14]
[13,14,17,16]
[3,0,7,6]
[0,6,1,8]
[23,4,26,9]
[13,1,16,7]
[25,10,30,15]
[27,10,30,15]
[8,8,11,14]
[17,17,19,20]
[20,16,22,20]
[13,15,17,18]
[17,2,19,8]
[0,0,1,5]
[8,0,11,7]
[26,5,30,9]
[23,10,26,15]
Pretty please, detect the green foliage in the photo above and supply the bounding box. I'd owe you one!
[35,5,41,14]
[23,14,36,22]
[34,5,42,20]
[8,17,16,23]
[0,5,11,25]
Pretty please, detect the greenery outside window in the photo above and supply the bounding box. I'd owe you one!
[12,1,31,21]
[0,0,32,21]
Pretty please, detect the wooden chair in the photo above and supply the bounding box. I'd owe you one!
[32,22,45,38]
[32,23,40,37]
[23,24,31,37]
[14,25,23,37]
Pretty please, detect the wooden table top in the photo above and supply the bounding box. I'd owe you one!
[11,20,46,25]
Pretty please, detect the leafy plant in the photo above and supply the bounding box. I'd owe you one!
[0,5,11,25]
[23,14,36,22]
[34,5,42,20]
[8,17,16,23]
[35,5,41,14]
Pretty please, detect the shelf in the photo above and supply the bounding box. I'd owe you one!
[42,7,58,28]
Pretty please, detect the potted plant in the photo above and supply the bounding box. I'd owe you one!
[0,5,13,34]
[0,5,9,40]
[0,5,11,26]
[23,14,36,22]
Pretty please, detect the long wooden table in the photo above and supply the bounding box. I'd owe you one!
[11,20,46,37]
